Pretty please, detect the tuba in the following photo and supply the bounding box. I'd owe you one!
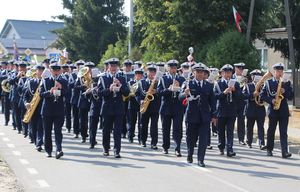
[254,71,273,106]
[1,79,11,93]
[123,81,138,101]
[78,67,93,89]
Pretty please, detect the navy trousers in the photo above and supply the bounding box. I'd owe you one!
[102,115,123,153]
[218,117,235,152]
[43,115,64,154]
[161,114,183,152]
[141,112,159,146]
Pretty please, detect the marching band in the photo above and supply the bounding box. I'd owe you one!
[0,53,294,166]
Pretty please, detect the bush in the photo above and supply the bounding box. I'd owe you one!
[206,31,260,71]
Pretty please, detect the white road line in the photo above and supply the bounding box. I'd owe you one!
[181,161,212,173]
[205,173,250,192]
[2,137,10,142]
[12,151,22,156]
[19,159,29,165]
[36,180,50,188]
[0,132,4,136]
[27,168,38,175]
[7,143,15,148]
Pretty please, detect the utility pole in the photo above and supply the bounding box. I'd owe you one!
[246,0,255,43]
[284,0,296,106]
[128,0,134,57]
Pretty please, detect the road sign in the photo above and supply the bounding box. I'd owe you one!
[25,48,31,56]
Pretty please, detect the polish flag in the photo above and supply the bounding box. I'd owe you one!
[232,6,242,33]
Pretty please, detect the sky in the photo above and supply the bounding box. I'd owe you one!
[0,0,130,30]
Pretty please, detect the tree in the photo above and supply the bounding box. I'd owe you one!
[54,0,127,63]
[206,31,260,71]
[134,0,271,62]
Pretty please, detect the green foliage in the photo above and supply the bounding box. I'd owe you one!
[54,0,127,64]
[206,31,260,71]
[134,0,270,62]
[99,39,128,68]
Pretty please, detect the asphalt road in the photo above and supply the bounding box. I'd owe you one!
[0,119,299,192]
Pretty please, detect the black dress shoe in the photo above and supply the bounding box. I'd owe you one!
[187,156,193,163]
[12,127,16,130]
[36,146,43,152]
[267,150,273,156]
[29,140,34,144]
[56,151,64,159]
[46,153,52,158]
[24,134,28,138]
[67,129,71,133]
[239,141,246,145]
[227,151,236,157]
[247,144,252,148]
[151,145,158,150]
[162,149,168,154]
[128,138,133,143]
[81,139,86,143]
[74,134,79,138]
[198,161,206,167]
[103,151,109,156]
[219,150,224,155]
[141,143,146,148]
[114,152,121,158]
[175,151,182,157]
[282,152,292,158]
[17,130,21,134]
[260,145,267,150]
[89,145,94,149]
[4,122,8,126]
[207,146,213,150]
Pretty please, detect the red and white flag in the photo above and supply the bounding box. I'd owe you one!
[232,6,243,32]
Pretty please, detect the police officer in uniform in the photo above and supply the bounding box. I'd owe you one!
[61,61,72,133]
[98,58,129,158]
[136,64,161,149]
[261,63,293,158]
[121,59,134,138]
[75,61,94,143]
[0,61,11,126]
[180,63,216,167]
[214,64,241,157]
[233,63,247,145]
[24,64,45,151]
[70,60,85,138]
[243,69,266,149]
[9,62,28,136]
[40,62,69,158]
[87,66,101,149]
[158,59,185,156]
[127,68,144,143]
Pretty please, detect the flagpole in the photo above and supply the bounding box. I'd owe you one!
[246,0,255,43]
[128,0,134,57]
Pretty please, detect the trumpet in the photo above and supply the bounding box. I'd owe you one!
[170,76,181,98]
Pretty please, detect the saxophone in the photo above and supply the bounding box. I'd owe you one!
[23,81,42,123]
[140,79,158,114]
[273,77,284,110]
[254,71,273,106]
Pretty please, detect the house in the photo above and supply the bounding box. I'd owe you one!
[0,19,64,61]
[254,28,289,70]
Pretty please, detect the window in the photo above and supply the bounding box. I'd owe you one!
[257,48,268,69]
